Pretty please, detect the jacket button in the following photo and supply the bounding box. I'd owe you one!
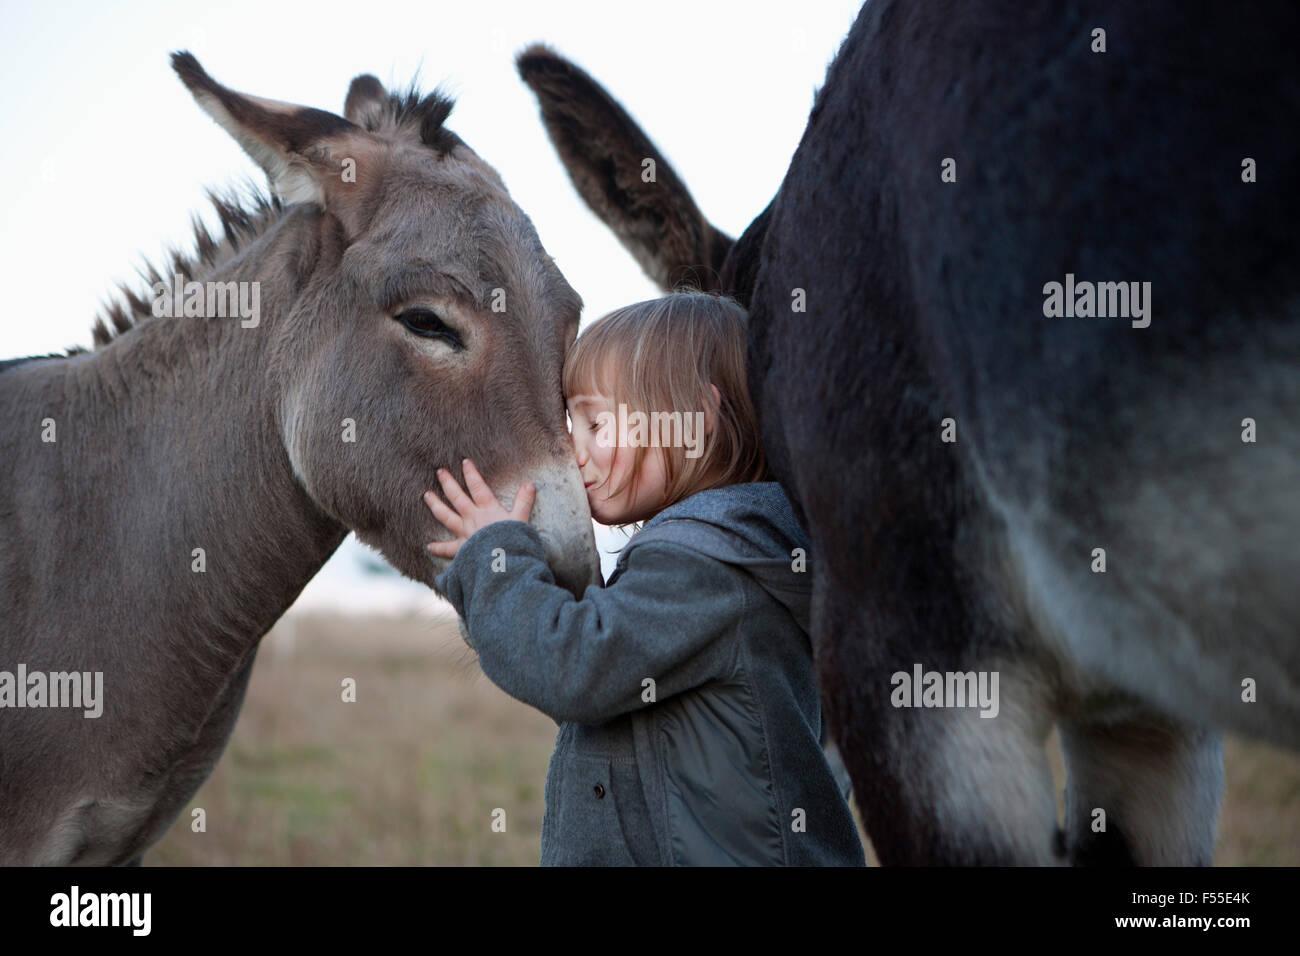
[593,783,606,799]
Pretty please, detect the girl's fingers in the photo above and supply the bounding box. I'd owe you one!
[460,458,497,508]
[426,539,460,559]
[423,490,465,537]
[512,481,537,522]
[437,466,475,514]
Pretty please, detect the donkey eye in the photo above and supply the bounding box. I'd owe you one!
[395,308,463,349]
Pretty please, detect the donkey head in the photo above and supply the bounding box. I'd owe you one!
[172,53,600,595]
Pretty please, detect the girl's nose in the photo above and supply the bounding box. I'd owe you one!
[569,433,587,466]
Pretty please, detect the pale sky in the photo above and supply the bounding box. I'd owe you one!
[0,0,862,610]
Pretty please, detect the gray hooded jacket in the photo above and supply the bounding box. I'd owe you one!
[434,481,865,866]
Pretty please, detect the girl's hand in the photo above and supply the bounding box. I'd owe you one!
[423,458,536,561]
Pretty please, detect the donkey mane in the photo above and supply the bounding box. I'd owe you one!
[85,77,460,352]
[89,181,282,350]
[379,82,460,155]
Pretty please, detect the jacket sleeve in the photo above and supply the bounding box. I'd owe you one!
[433,519,745,724]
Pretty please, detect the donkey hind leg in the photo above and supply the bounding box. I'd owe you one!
[833,658,1065,866]
[1059,714,1224,865]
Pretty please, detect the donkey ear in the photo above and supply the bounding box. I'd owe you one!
[344,74,389,128]
[171,51,362,210]
[516,43,733,292]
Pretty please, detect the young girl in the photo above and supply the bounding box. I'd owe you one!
[424,291,864,866]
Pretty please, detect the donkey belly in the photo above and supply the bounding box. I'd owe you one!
[976,330,1300,748]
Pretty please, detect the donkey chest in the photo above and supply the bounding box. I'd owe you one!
[38,648,259,865]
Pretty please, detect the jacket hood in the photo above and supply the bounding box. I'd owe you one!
[626,481,812,634]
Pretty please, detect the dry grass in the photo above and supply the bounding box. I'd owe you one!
[150,612,1300,866]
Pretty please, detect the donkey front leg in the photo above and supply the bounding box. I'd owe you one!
[1059,714,1223,865]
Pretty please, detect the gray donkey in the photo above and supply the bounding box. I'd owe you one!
[0,53,599,865]
[517,0,1299,865]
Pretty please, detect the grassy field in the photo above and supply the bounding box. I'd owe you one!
[150,612,1300,866]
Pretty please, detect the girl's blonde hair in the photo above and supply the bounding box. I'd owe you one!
[563,291,769,528]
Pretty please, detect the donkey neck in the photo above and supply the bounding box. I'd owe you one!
[66,206,349,667]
